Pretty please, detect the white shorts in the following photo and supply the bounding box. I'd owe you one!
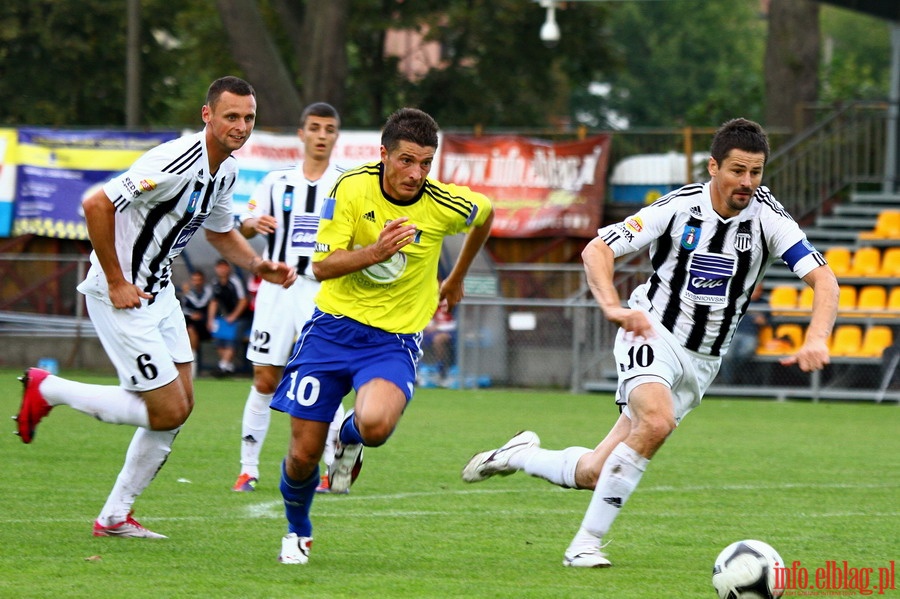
[85,285,192,392]
[246,277,320,367]
[613,311,721,424]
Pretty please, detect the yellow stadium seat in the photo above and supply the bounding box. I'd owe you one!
[830,325,863,357]
[797,286,814,312]
[773,324,803,352]
[848,246,881,277]
[888,287,900,317]
[768,286,798,316]
[859,326,893,358]
[755,326,776,355]
[857,285,887,316]
[879,247,900,278]
[823,246,852,277]
[838,285,857,316]
[859,210,900,240]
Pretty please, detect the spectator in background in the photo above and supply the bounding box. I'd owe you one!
[420,300,457,386]
[718,283,768,385]
[207,258,248,377]
[181,270,214,378]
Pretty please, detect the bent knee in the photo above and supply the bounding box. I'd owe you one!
[286,449,320,480]
[147,402,192,430]
[357,422,393,447]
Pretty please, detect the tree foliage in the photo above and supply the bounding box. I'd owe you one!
[819,5,891,104]
[0,0,189,127]
[0,0,892,131]
[596,0,768,128]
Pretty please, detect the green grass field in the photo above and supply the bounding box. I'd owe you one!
[2,369,898,598]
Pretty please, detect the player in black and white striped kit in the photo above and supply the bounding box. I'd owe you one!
[14,77,297,538]
[462,118,840,567]
[231,102,347,493]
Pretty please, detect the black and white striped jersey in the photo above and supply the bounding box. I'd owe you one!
[240,162,345,278]
[88,130,237,296]
[598,182,826,357]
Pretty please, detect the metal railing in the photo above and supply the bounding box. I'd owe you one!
[765,101,891,223]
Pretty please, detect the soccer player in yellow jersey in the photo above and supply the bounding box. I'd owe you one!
[270,107,493,564]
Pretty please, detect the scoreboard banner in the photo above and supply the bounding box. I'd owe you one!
[12,128,178,239]
[439,134,612,238]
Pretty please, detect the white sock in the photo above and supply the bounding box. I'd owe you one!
[567,442,648,554]
[522,446,592,488]
[239,386,272,478]
[323,403,346,469]
[97,426,180,526]
[39,375,150,428]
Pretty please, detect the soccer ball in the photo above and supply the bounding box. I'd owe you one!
[711,539,784,599]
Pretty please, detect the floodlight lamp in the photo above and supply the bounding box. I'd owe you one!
[539,1,560,47]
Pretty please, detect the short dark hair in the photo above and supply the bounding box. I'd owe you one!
[381,108,439,153]
[206,76,256,108]
[710,118,770,165]
[301,102,340,128]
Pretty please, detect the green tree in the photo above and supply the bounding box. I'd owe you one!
[399,0,612,128]
[819,5,891,104]
[0,0,190,127]
[595,0,767,128]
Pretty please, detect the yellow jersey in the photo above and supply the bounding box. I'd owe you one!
[313,161,492,333]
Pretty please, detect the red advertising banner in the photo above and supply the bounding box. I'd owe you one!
[439,134,611,238]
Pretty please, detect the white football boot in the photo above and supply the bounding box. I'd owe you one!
[278,533,312,565]
[461,431,540,483]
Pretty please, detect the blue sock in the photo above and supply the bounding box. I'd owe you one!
[280,460,318,538]
[339,410,365,445]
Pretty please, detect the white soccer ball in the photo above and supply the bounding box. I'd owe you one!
[712,539,785,599]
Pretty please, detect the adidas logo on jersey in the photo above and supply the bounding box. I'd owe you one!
[690,205,703,217]
[363,210,376,222]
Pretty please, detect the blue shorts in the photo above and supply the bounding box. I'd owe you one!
[270,309,422,422]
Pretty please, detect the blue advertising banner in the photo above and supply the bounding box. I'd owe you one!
[12,128,178,239]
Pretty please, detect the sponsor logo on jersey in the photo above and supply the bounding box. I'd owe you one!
[247,198,257,212]
[291,214,319,254]
[139,179,156,192]
[123,176,140,199]
[690,205,702,217]
[361,248,407,284]
[282,189,293,211]
[174,219,203,250]
[625,216,643,233]
[615,222,634,243]
[683,252,735,304]
[314,242,330,253]
[363,210,376,223]
[681,225,700,250]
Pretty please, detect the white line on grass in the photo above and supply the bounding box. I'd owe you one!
[4,481,897,525]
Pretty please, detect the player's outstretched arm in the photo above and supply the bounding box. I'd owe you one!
[205,228,298,288]
[440,210,494,310]
[781,264,839,371]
